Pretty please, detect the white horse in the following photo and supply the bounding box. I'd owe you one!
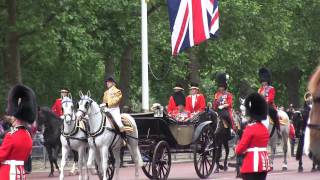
[268,109,290,171]
[60,96,89,180]
[75,92,143,180]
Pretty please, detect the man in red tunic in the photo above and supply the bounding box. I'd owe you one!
[51,88,69,118]
[185,82,206,115]
[167,83,185,115]
[213,73,234,130]
[0,85,37,180]
[258,68,280,134]
[236,93,270,180]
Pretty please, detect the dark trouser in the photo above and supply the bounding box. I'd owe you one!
[242,172,267,180]
[24,155,32,173]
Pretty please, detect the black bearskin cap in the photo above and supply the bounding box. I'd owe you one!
[216,73,228,89]
[245,93,268,121]
[259,68,271,84]
[6,84,37,124]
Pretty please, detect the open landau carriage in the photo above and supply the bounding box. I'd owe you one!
[130,105,217,179]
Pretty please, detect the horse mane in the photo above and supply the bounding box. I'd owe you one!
[40,106,61,122]
[308,66,320,98]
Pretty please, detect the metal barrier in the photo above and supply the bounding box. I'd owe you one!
[32,132,47,168]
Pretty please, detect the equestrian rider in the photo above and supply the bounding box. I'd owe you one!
[101,76,128,133]
[185,82,206,115]
[258,68,280,134]
[213,73,235,131]
[236,93,271,180]
[51,88,69,118]
[0,85,37,180]
[167,83,186,115]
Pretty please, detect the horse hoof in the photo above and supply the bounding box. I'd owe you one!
[282,167,288,171]
[214,168,219,173]
[224,167,228,171]
[298,167,303,172]
[236,174,242,178]
[218,165,224,170]
[48,173,54,177]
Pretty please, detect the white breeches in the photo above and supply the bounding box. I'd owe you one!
[106,107,123,128]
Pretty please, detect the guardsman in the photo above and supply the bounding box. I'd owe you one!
[213,73,235,130]
[0,84,37,180]
[51,88,69,118]
[236,93,271,180]
[185,82,206,114]
[258,68,280,133]
[101,76,129,132]
[167,83,186,115]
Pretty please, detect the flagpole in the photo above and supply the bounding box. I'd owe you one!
[141,0,149,112]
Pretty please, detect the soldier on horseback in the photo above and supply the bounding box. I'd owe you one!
[213,73,235,135]
[258,68,281,136]
[51,88,70,118]
[101,76,131,133]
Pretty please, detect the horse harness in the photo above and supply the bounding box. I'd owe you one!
[61,117,88,148]
[307,97,320,130]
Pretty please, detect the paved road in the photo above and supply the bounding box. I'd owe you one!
[27,155,320,180]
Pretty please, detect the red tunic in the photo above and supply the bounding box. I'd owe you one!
[235,122,270,173]
[213,91,234,128]
[258,85,276,108]
[185,94,206,114]
[51,98,63,118]
[0,127,33,180]
[167,96,178,115]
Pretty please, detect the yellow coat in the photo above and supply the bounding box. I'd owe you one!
[103,86,122,108]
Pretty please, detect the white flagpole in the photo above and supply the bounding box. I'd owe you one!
[141,0,149,112]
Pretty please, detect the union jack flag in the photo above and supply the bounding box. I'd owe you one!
[167,0,219,56]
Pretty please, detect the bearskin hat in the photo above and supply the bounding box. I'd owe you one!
[245,92,268,121]
[216,73,228,89]
[6,84,37,124]
[259,68,271,84]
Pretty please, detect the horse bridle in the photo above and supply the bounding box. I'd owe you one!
[62,100,75,124]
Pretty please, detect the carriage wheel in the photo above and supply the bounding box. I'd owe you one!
[193,125,215,179]
[152,141,171,180]
[142,150,154,179]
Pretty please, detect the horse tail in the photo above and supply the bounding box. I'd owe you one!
[304,118,311,156]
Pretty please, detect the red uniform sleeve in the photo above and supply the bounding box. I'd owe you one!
[167,96,176,114]
[213,93,218,110]
[185,96,192,112]
[227,93,233,108]
[51,99,59,115]
[198,94,206,112]
[267,87,275,104]
[235,126,252,155]
[0,134,13,161]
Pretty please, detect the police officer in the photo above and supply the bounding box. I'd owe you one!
[236,93,270,180]
[0,85,37,180]
[258,68,280,135]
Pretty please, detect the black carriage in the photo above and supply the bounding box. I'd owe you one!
[131,110,217,179]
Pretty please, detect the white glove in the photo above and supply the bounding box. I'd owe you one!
[218,105,224,109]
[99,103,106,108]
